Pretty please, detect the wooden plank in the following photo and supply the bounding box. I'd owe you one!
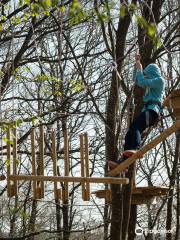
[84,133,90,201]
[108,120,180,176]
[64,130,69,201]
[132,186,169,195]
[39,125,44,198]
[173,109,180,119]
[31,128,37,199]
[170,97,180,108]
[12,124,18,195]
[80,134,86,200]
[92,189,157,205]
[93,186,169,199]
[132,195,156,205]
[9,175,129,184]
[171,89,180,97]
[163,89,180,109]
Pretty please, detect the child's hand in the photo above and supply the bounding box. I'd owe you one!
[136,60,142,72]
[135,53,141,62]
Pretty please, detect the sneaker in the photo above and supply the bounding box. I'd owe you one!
[108,158,128,172]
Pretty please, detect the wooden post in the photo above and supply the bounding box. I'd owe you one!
[12,123,18,196]
[51,129,61,200]
[39,125,44,198]
[31,128,37,199]
[84,133,90,201]
[163,89,180,119]
[80,133,90,201]
[63,130,69,201]
[80,134,86,200]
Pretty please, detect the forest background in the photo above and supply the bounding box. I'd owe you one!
[0,0,179,240]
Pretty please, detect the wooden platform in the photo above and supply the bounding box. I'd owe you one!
[108,120,180,176]
[163,89,180,119]
[92,186,169,205]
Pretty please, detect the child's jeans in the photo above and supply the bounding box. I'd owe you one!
[124,109,158,152]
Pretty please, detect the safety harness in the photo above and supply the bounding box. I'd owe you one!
[143,100,164,128]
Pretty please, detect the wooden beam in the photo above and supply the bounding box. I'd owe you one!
[80,134,86,200]
[9,175,129,184]
[84,133,90,201]
[108,120,180,176]
[63,130,69,201]
[31,128,37,199]
[109,121,180,176]
[12,124,18,195]
[39,125,44,198]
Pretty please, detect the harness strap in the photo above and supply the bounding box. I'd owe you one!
[143,100,162,108]
[145,110,150,126]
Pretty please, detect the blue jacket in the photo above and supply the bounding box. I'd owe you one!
[135,64,165,115]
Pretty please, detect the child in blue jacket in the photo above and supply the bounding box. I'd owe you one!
[109,55,165,169]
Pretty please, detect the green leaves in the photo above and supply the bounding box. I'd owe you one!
[10,208,29,220]
[69,0,87,26]
[135,15,162,48]
[16,119,23,127]
[119,3,137,18]
[31,117,38,126]
[147,23,156,38]
[120,6,126,18]
[70,79,84,93]
[135,15,148,29]
[3,138,13,145]
[11,16,21,26]
[44,0,52,8]
[18,0,60,18]
[6,159,10,168]
[0,23,4,32]
[20,211,29,220]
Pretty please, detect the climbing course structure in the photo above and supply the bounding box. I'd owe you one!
[108,89,180,176]
[93,89,180,205]
[92,186,169,205]
[4,126,128,201]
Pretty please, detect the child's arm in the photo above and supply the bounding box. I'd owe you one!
[136,70,163,88]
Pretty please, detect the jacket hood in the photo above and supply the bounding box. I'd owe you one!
[143,64,161,78]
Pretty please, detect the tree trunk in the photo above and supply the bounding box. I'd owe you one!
[106,2,137,240]
[28,200,37,240]
[104,180,110,239]
[9,196,18,237]
[62,202,69,240]
[128,204,137,240]
[166,131,180,240]
[56,199,63,240]
[122,164,136,240]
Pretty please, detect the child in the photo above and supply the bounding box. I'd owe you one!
[109,54,165,170]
